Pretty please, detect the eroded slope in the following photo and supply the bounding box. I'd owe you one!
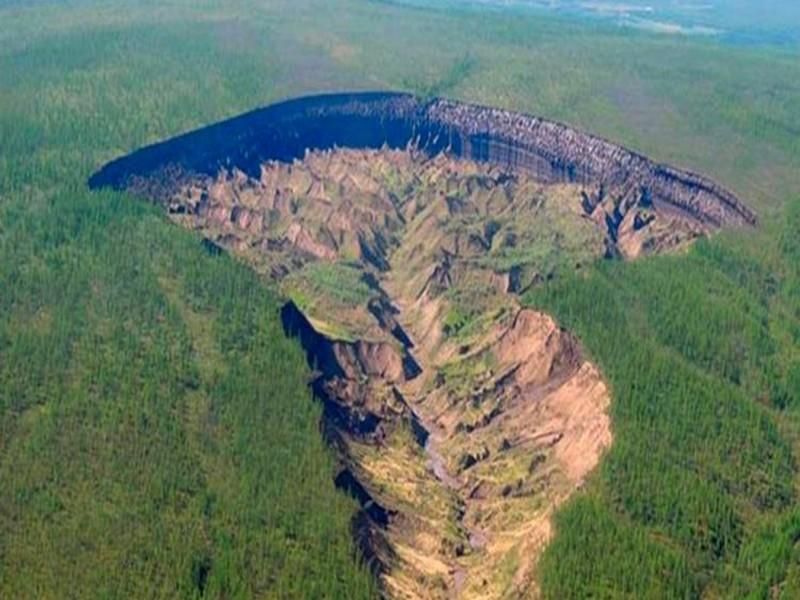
[154,147,619,598]
[91,93,756,599]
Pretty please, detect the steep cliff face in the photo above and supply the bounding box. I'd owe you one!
[281,300,420,434]
[91,91,756,235]
[89,93,755,598]
[423,99,755,228]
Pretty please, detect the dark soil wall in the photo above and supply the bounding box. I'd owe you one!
[89,91,756,228]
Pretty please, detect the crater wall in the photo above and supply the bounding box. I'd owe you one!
[90,91,756,229]
[88,92,756,599]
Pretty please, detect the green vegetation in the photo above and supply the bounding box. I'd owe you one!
[0,189,376,598]
[1,0,799,597]
[473,190,603,276]
[0,2,379,597]
[284,261,376,313]
[526,207,800,598]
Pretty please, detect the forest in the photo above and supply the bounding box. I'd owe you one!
[1,0,798,598]
[528,208,800,598]
[0,183,377,598]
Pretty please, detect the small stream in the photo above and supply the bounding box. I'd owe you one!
[419,413,488,596]
[424,431,461,491]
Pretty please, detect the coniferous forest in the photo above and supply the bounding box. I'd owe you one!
[1,0,799,598]
[528,209,800,598]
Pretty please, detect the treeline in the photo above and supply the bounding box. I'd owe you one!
[528,204,800,598]
[0,182,377,598]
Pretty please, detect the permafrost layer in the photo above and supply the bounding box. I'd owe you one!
[90,91,755,230]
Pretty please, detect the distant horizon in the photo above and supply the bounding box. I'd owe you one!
[384,0,800,46]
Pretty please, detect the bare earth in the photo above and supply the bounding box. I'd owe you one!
[153,145,722,598]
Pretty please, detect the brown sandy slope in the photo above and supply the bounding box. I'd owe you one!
[145,146,729,598]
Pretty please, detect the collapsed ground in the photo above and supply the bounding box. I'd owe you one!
[4,1,798,597]
[147,145,737,598]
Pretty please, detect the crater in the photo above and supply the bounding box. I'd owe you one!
[90,92,755,599]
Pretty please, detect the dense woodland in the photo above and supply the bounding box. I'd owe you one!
[0,185,377,598]
[0,0,799,598]
[528,209,800,598]
[0,3,379,597]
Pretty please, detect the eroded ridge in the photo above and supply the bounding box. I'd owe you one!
[89,94,755,598]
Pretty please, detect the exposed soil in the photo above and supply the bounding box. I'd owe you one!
[90,92,756,599]
[134,147,617,599]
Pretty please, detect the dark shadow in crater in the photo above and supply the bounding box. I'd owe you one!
[89,91,756,229]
